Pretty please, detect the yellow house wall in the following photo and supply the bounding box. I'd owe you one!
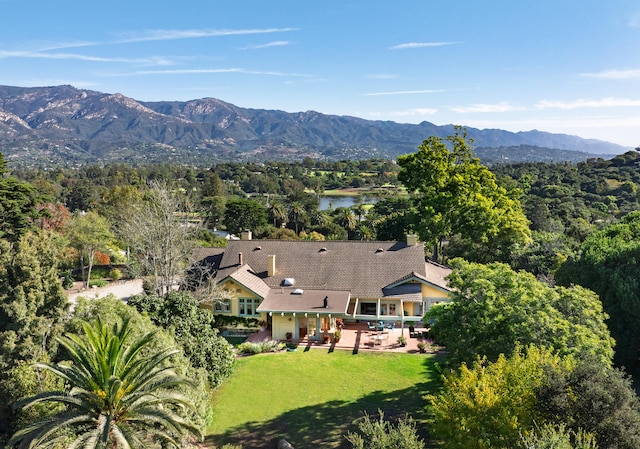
[421,284,449,299]
[218,280,267,324]
[403,301,417,316]
[421,283,451,310]
[272,315,296,340]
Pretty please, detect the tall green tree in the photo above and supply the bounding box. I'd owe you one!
[555,211,640,373]
[333,207,357,239]
[397,128,531,263]
[9,318,202,449]
[287,201,307,235]
[0,230,68,439]
[536,356,640,449]
[223,198,268,236]
[65,211,114,288]
[0,154,46,243]
[267,200,287,228]
[428,259,614,367]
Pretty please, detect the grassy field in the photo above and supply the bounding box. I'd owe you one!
[205,349,443,449]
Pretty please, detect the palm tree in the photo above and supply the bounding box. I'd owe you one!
[288,202,307,235]
[334,207,357,239]
[9,319,202,449]
[267,200,287,228]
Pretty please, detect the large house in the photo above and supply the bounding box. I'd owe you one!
[193,233,452,341]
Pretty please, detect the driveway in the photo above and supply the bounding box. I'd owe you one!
[66,279,144,305]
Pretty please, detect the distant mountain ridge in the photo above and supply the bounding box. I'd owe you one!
[0,84,630,166]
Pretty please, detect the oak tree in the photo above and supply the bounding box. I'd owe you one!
[397,129,531,263]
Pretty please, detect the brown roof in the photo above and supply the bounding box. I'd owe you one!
[424,260,452,291]
[212,240,442,299]
[222,264,271,299]
[257,289,351,314]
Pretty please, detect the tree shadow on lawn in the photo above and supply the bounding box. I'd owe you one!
[205,354,444,449]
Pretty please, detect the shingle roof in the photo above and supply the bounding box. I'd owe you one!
[222,264,271,299]
[213,240,434,299]
[258,289,351,314]
[424,260,452,291]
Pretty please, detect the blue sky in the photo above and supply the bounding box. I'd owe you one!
[1,0,639,147]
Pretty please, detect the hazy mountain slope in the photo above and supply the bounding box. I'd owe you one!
[0,85,630,166]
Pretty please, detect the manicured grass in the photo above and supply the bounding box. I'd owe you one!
[205,349,443,449]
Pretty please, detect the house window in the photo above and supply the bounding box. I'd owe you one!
[381,303,396,315]
[239,298,261,317]
[360,302,377,315]
[214,299,231,313]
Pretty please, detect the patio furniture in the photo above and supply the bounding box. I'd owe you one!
[367,322,377,332]
[409,326,418,338]
[370,332,389,346]
[387,322,395,330]
[377,321,385,332]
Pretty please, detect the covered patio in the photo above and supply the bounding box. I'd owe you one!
[248,321,435,354]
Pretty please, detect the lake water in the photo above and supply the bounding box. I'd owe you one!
[319,196,379,210]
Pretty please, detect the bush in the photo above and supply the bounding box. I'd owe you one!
[345,410,425,449]
[519,423,598,449]
[108,268,122,281]
[128,291,236,388]
[89,279,108,288]
[90,266,111,279]
[61,269,75,289]
[237,340,283,354]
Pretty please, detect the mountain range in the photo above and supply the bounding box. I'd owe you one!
[0,84,631,167]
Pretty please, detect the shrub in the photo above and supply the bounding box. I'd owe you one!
[237,340,283,354]
[89,279,108,288]
[108,268,122,281]
[429,345,568,449]
[94,251,110,265]
[90,266,110,279]
[519,423,598,449]
[128,291,236,388]
[61,269,75,289]
[344,410,425,449]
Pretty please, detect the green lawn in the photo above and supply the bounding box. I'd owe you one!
[205,349,443,449]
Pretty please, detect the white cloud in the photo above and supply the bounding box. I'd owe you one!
[390,41,461,50]
[580,68,640,79]
[629,12,640,28]
[535,97,640,110]
[112,68,313,78]
[450,102,524,113]
[366,74,398,80]
[363,89,444,96]
[114,28,298,43]
[364,108,438,118]
[239,41,292,50]
[0,50,170,65]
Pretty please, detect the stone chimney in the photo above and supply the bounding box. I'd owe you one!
[406,234,418,246]
[268,254,276,277]
[238,252,243,265]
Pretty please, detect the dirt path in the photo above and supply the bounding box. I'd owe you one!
[66,279,144,304]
